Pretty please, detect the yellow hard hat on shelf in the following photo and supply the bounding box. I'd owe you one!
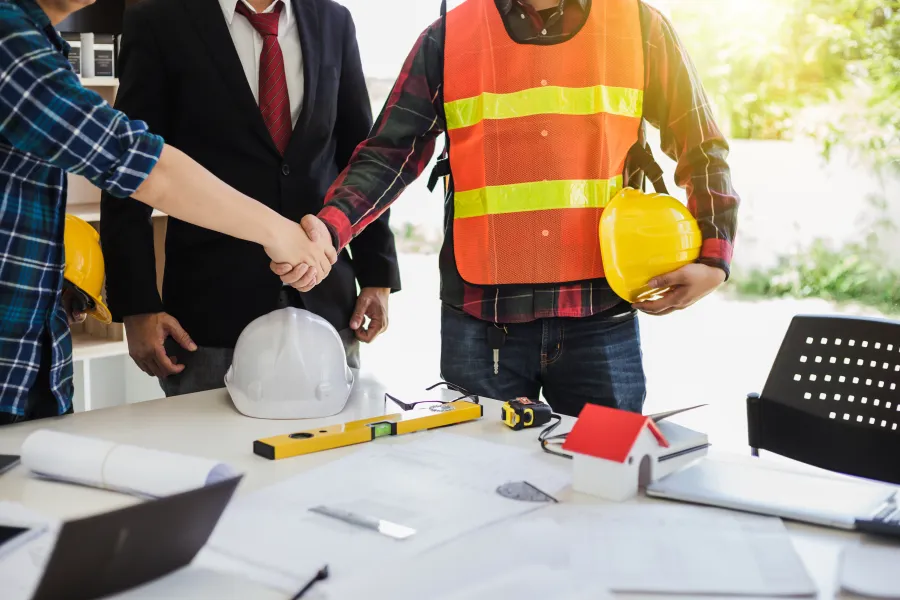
[63,214,112,324]
[599,144,702,303]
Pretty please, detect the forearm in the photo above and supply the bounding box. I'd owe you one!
[319,21,445,251]
[641,4,739,274]
[133,144,287,249]
[348,210,402,291]
[679,141,738,275]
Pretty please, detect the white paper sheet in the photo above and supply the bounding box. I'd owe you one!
[558,503,817,596]
[840,543,900,598]
[0,502,59,600]
[329,501,816,599]
[324,517,613,600]
[386,431,572,494]
[20,429,238,498]
[205,432,569,593]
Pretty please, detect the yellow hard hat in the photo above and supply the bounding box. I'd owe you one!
[600,187,702,304]
[63,214,112,324]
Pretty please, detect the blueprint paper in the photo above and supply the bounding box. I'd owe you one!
[840,543,900,598]
[0,502,59,600]
[329,501,816,598]
[204,432,570,592]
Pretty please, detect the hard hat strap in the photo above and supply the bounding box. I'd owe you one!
[625,141,668,195]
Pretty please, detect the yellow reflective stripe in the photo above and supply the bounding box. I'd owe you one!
[454,177,624,219]
[445,85,643,131]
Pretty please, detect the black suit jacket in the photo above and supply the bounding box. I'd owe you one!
[99,0,400,348]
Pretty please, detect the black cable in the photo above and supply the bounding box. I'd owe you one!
[539,414,572,460]
[289,565,329,599]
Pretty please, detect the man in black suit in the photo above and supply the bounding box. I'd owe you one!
[100,0,401,396]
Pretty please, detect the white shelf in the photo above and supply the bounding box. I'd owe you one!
[72,331,128,362]
[79,77,119,87]
[67,202,166,223]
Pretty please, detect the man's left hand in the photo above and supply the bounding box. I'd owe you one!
[635,263,726,316]
[61,287,87,325]
[351,287,390,343]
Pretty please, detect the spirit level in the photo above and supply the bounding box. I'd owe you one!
[253,401,484,460]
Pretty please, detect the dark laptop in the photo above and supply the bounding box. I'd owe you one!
[29,475,242,600]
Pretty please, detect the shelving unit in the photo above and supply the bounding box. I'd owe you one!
[79,77,119,87]
[67,74,168,411]
[66,202,164,223]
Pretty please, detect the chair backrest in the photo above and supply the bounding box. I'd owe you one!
[748,314,900,484]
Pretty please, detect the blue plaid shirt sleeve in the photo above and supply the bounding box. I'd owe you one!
[0,8,164,198]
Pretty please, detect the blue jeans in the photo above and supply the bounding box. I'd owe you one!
[440,304,646,416]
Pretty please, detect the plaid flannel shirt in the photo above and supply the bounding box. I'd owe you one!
[0,0,163,416]
[319,0,740,324]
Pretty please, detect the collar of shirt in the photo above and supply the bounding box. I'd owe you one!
[13,0,69,55]
[496,0,589,15]
[219,0,293,30]
[501,0,588,40]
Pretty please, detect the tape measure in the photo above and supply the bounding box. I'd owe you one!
[254,400,483,460]
[501,397,553,431]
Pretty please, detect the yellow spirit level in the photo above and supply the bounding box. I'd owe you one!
[254,401,484,460]
[501,398,553,431]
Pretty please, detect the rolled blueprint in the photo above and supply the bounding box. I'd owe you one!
[20,430,237,498]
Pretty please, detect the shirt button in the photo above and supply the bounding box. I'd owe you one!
[541,130,548,137]
[282,164,290,176]
[541,29,547,35]
[520,12,526,19]
[541,79,548,86]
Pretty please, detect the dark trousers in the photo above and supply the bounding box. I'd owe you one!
[439,303,647,417]
[0,331,71,426]
[160,288,360,398]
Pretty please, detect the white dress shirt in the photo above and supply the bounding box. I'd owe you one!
[218,0,305,128]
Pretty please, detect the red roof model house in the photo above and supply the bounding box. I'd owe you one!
[563,404,671,502]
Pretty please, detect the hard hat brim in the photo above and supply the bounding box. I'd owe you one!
[87,296,112,324]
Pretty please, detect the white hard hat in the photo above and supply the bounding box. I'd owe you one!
[224,308,354,419]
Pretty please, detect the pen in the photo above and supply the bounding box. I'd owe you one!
[290,565,329,600]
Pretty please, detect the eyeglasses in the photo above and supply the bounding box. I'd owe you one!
[384,381,480,412]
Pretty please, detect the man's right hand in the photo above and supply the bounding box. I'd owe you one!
[269,215,337,293]
[124,313,197,378]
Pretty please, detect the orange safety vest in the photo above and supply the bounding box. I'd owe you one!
[443,0,645,286]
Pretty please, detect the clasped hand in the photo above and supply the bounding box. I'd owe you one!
[265,215,336,292]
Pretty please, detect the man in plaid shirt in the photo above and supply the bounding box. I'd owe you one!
[0,0,334,424]
[279,0,740,416]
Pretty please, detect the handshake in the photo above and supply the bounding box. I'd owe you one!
[265,214,337,293]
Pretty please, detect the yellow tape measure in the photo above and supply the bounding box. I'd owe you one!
[501,398,553,431]
[254,401,484,460]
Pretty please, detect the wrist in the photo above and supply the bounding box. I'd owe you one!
[363,287,391,298]
[265,214,296,250]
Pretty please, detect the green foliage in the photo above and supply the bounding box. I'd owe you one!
[667,0,900,169]
[730,238,900,314]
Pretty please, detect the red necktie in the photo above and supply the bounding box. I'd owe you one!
[235,1,292,155]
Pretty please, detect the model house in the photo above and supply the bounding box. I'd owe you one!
[562,404,709,502]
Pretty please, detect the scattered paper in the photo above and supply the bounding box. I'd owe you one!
[20,430,238,498]
[329,501,816,598]
[0,503,59,600]
[558,503,817,596]
[386,431,572,495]
[840,543,900,598]
[324,517,613,600]
[103,566,285,600]
[205,432,570,592]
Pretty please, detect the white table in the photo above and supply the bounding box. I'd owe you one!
[0,374,872,599]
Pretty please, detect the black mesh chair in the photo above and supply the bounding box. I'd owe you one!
[747,314,900,485]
